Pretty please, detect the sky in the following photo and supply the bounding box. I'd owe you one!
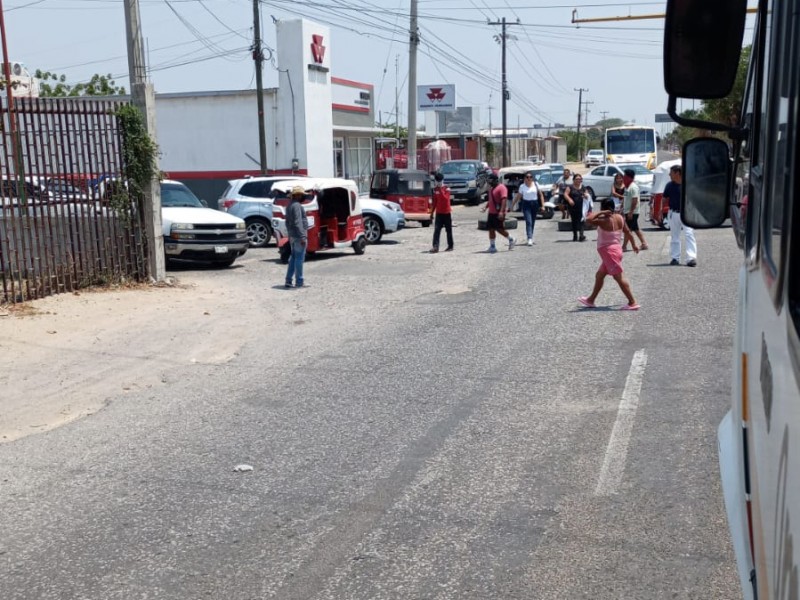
[3,1,728,135]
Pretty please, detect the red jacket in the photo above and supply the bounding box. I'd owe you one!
[431,186,452,215]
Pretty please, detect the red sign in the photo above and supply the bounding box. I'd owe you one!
[311,35,326,64]
[426,88,446,102]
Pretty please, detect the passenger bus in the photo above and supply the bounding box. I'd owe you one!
[663,0,799,598]
[603,125,658,170]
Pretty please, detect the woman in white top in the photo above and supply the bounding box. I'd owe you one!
[512,172,545,245]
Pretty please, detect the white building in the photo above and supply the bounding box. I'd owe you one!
[154,18,388,203]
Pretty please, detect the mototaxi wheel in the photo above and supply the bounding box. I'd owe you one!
[279,244,291,264]
[353,237,367,255]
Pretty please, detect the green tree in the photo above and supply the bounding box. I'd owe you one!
[701,45,751,127]
[35,70,126,97]
[595,118,625,130]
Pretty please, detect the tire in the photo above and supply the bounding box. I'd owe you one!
[279,244,291,264]
[363,215,383,243]
[245,217,272,248]
[353,237,367,255]
[585,187,597,201]
[421,220,432,228]
[540,206,555,220]
[660,216,670,230]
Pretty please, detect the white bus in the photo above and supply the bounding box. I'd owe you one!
[664,0,800,598]
[604,126,658,170]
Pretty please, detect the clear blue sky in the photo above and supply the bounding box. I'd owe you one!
[4,1,747,134]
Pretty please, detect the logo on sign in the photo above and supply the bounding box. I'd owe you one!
[427,87,446,102]
[311,35,326,64]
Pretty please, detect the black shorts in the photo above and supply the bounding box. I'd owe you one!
[626,214,640,232]
[487,213,505,230]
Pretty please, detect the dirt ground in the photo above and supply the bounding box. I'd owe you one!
[0,210,493,444]
[1,278,248,443]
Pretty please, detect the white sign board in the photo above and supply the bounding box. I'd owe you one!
[417,84,456,111]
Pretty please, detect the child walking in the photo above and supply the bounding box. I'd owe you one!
[578,198,640,310]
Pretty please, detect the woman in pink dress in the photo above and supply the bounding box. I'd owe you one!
[578,198,640,310]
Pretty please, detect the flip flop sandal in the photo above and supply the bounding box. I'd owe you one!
[578,297,596,308]
[620,303,641,311]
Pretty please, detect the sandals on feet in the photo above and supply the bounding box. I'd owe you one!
[578,296,596,308]
[620,303,641,311]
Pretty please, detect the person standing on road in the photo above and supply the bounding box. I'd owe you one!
[512,172,545,246]
[664,165,697,267]
[284,185,309,288]
[578,198,640,310]
[564,173,589,242]
[481,174,515,253]
[621,168,649,252]
[429,172,454,253]
[611,172,626,212]
[555,168,573,220]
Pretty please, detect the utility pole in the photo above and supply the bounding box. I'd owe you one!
[489,17,519,167]
[252,0,267,173]
[407,0,418,169]
[124,0,165,281]
[600,110,609,121]
[574,87,588,162]
[582,99,593,156]
[395,54,399,141]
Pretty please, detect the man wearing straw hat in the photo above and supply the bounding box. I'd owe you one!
[285,185,309,288]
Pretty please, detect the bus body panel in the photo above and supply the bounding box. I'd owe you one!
[604,126,658,170]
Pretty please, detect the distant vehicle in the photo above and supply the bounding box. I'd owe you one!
[369,169,432,226]
[161,180,248,268]
[582,164,654,201]
[604,126,659,170]
[359,197,405,244]
[584,149,605,167]
[438,160,491,204]
[664,1,800,596]
[526,155,544,164]
[219,175,306,248]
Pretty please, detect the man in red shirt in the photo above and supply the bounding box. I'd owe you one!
[429,172,454,253]
[480,174,515,253]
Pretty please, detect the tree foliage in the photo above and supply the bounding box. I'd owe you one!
[35,70,126,97]
[702,45,751,127]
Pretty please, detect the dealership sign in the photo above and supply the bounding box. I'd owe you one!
[417,84,456,111]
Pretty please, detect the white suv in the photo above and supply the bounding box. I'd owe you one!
[584,149,605,167]
[219,175,305,248]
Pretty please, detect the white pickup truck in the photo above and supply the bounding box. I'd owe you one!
[161,180,248,267]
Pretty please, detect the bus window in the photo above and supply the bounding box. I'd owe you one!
[760,0,797,299]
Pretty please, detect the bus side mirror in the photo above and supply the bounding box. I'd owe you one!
[663,0,747,99]
[681,137,731,228]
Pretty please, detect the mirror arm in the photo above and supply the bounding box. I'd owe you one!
[667,95,741,135]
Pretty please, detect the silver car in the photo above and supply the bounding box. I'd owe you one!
[582,163,653,201]
[360,197,406,244]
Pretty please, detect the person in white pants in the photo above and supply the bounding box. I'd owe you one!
[663,165,697,267]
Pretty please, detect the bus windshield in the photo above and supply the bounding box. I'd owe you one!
[605,129,656,155]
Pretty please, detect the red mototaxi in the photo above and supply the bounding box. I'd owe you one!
[369,168,433,226]
[270,177,367,263]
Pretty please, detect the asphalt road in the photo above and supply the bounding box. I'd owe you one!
[0,205,741,599]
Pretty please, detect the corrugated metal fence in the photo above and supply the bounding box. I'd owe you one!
[0,97,149,303]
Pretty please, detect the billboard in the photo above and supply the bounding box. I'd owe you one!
[417,84,456,111]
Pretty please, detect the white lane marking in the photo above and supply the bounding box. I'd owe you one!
[594,349,648,496]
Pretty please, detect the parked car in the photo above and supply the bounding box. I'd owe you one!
[360,197,405,244]
[649,158,682,230]
[438,159,492,203]
[161,180,248,267]
[218,175,306,248]
[584,149,605,167]
[581,163,654,201]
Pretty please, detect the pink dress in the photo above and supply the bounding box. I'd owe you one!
[597,218,624,276]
